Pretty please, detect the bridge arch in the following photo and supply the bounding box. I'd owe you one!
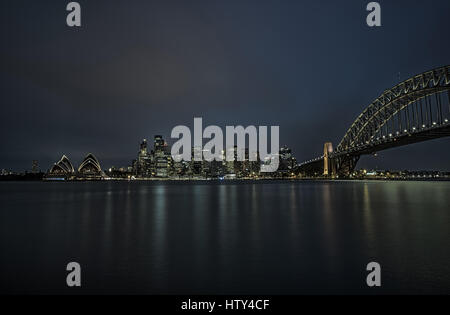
[337,66,450,154]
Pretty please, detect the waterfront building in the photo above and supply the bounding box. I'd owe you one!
[172,154,186,178]
[106,165,134,179]
[77,153,104,179]
[278,146,297,176]
[249,150,260,177]
[154,135,165,152]
[32,160,39,174]
[47,155,75,179]
[153,135,172,178]
[225,146,237,176]
[154,151,169,177]
[137,139,152,177]
[191,147,203,177]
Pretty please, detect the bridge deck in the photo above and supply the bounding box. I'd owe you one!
[334,123,450,157]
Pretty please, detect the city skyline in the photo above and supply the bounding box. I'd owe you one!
[40,133,299,179]
[3,130,450,179]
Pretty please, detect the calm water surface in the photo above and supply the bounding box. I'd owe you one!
[1,180,449,294]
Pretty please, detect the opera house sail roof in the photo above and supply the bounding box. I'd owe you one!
[78,153,103,177]
[46,153,104,180]
[49,155,75,175]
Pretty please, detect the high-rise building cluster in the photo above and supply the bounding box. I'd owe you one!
[132,136,173,178]
[127,135,298,179]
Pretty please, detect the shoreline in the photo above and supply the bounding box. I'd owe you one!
[1,177,450,183]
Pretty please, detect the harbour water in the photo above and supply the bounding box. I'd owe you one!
[1,180,449,294]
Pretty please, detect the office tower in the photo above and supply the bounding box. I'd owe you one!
[32,160,39,174]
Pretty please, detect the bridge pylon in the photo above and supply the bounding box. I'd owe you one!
[323,142,336,177]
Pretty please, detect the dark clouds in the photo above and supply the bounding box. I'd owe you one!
[1,0,450,171]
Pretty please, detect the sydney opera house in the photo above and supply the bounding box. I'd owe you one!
[45,153,104,180]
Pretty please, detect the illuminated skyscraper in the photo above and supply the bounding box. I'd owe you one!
[153,135,171,178]
[154,135,165,153]
[137,139,151,177]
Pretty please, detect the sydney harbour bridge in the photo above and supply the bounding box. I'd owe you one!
[298,65,450,177]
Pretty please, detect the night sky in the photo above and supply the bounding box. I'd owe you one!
[1,0,449,172]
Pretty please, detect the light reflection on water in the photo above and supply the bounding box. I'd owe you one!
[0,180,449,294]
